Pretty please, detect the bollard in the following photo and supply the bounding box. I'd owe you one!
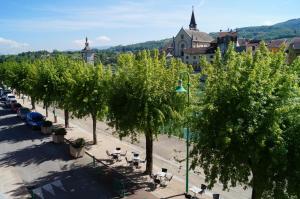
[93,156,96,167]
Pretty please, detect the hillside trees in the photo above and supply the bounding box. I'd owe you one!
[190,43,300,199]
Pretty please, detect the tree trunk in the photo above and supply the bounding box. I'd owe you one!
[45,106,48,117]
[92,114,97,145]
[251,172,262,199]
[31,98,35,110]
[64,109,69,128]
[145,130,153,175]
[53,108,57,123]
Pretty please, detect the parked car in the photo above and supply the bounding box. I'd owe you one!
[5,94,16,107]
[26,112,45,129]
[0,90,12,101]
[17,107,31,120]
[11,102,22,112]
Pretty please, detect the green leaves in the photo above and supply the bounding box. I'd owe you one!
[191,44,300,198]
[108,50,188,137]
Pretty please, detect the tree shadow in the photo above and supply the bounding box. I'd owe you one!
[91,163,157,198]
[0,105,24,127]
[0,124,46,144]
[0,141,71,167]
[8,164,114,199]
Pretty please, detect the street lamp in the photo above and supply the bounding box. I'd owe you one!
[175,72,190,197]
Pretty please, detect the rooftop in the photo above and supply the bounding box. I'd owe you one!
[184,29,214,43]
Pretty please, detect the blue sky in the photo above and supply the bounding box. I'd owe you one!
[0,0,299,54]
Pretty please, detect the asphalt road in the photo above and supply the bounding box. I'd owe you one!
[0,102,114,199]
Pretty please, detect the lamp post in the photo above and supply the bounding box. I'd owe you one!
[175,72,190,196]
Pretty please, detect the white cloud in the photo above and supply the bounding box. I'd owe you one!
[0,37,29,48]
[262,20,274,26]
[0,1,190,32]
[95,36,111,44]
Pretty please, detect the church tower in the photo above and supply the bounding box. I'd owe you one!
[82,37,95,65]
[189,7,198,31]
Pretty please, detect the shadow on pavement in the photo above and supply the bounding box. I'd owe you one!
[11,164,114,199]
[0,141,71,167]
[0,124,45,144]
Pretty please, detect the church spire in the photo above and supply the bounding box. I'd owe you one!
[85,37,89,48]
[189,6,198,31]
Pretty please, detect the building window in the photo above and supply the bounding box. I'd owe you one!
[210,55,214,58]
[181,44,185,48]
[186,56,189,59]
[193,56,196,59]
[252,46,255,51]
[181,34,184,39]
[181,51,184,56]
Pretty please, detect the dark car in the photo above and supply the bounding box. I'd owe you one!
[26,112,45,129]
[11,102,22,112]
[17,107,31,120]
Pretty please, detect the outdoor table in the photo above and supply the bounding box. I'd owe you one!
[157,171,167,178]
[112,149,121,155]
[190,186,203,198]
[132,156,140,162]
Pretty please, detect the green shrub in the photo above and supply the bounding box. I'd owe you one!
[42,120,53,127]
[53,128,67,135]
[72,138,86,148]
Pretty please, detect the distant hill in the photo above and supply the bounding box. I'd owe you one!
[103,19,300,53]
[211,18,300,40]
[104,38,172,52]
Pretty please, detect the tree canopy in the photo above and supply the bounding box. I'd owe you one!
[108,50,188,174]
[190,43,300,199]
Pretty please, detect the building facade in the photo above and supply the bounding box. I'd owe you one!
[170,9,214,67]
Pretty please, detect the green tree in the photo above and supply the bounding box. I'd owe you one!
[34,58,59,116]
[108,50,187,174]
[50,55,74,127]
[68,62,112,144]
[0,59,38,109]
[190,43,300,199]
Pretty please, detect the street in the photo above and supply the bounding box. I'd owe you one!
[0,102,114,199]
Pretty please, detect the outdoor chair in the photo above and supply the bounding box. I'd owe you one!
[112,154,119,161]
[121,150,127,156]
[125,157,132,166]
[140,157,146,164]
[154,178,161,187]
[200,184,207,195]
[165,173,173,182]
[133,161,139,168]
[150,174,161,188]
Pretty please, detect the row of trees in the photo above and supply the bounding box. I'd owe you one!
[0,50,189,176]
[1,45,300,198]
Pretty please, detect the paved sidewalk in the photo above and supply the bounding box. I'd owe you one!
[21,97,251,199]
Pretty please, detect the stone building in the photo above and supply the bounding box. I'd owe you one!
[82,37,95,65]
[170,8,214,67]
